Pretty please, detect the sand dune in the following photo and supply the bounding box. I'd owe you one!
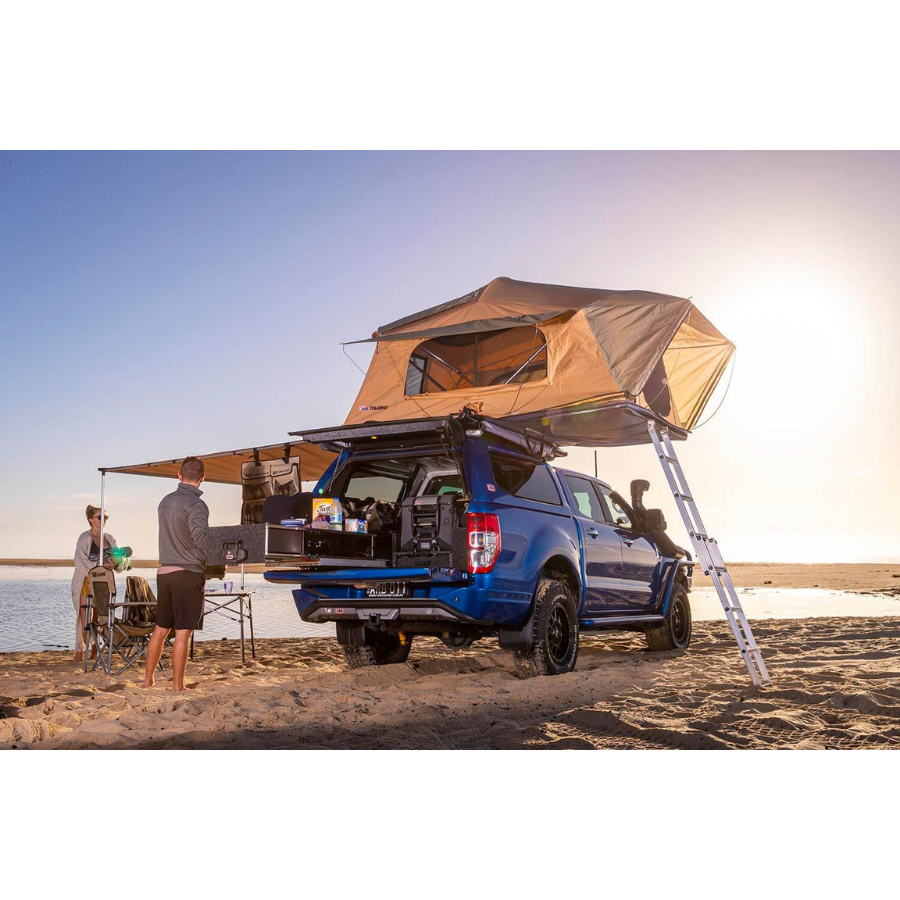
[2,616,898,749]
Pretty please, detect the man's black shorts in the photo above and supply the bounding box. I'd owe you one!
[156,570,205,630]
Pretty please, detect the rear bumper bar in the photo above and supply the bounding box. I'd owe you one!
[299,597,483,626]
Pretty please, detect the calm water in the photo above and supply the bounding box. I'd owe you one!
[0,567,897,654]
[0,567,333,654]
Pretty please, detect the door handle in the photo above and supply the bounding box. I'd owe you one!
[586,528,599,538]
[622,538,634,546]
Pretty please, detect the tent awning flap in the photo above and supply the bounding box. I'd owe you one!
[377,285,486,334]
[347,310,563,344]
[583,298,691,397]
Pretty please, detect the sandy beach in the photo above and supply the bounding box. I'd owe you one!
[2,613,898,749]
[3,563,898,750]
[726,563,900,592]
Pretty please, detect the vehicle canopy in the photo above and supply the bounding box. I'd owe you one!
[343,277,733,445]
[294,409,564,462]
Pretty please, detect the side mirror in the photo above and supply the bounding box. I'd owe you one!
[616,517,629,526]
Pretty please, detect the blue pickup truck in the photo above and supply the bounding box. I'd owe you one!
[264,411,693,676]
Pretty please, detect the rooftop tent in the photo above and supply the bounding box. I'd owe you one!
[102,440,337,484]
[343,277,734,445]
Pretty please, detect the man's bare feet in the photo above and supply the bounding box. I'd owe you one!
[143,678,155,688]
[75,652,84,663]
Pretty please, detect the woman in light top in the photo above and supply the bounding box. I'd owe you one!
[71,504,124,662]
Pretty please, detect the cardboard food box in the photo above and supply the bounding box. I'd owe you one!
[312,497,343,530]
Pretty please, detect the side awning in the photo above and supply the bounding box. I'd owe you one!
[101,440,337,485]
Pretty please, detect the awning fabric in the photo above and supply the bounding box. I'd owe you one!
[344,277,734,439]
[102,440,337,485]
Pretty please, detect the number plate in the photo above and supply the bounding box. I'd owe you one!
[365,582,411,598]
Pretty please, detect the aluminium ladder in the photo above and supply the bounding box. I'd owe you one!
[647,422,772,688]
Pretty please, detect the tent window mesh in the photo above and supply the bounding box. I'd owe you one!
[405,326,547,394]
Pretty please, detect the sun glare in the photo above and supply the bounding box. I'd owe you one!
[723,271,874,427]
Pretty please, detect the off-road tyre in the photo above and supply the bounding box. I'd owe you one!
[646,583,692,651]
[513,577,579,677]
[341,632,413,668]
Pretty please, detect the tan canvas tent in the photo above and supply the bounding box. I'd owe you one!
[343,277,734,446]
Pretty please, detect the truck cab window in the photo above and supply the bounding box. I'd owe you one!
[342,473,405,503]
[423,473,463,495]
[600,490,633,529]
[563,474,606,521]
[332,458,414,503]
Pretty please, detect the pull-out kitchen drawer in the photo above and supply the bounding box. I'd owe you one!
[265,524,392,568]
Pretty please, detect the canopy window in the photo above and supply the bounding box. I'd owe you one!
[404,326,548,395]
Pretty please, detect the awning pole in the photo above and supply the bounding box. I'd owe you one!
[98,470,106,562]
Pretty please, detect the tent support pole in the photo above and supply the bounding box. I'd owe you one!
[504,342,548,385]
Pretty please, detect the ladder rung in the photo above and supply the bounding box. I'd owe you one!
[675,492,693,501]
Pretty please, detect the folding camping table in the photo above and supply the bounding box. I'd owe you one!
[190,589,257,663]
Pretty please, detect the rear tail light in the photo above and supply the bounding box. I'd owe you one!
[467,513,501,573]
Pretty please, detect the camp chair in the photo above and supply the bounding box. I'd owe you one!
[83,568,162,676]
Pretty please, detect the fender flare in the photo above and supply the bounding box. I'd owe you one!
[658,559,689,616]
[496,551,581,649]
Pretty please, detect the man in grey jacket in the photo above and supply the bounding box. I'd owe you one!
[144,456,209,691]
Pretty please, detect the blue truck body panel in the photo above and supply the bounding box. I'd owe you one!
[265,429,690,636]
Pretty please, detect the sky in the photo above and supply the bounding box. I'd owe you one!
[1,151,898,562]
